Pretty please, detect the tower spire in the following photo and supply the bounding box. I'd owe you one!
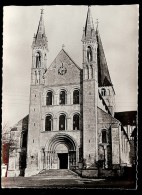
[83,6,95,41]
[36,9,45,38]
[32,9,48,49]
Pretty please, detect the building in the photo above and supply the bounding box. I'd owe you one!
[115,111,137,166]
[7,6,133,177]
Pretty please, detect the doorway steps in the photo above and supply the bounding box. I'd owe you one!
[32,169,80,179]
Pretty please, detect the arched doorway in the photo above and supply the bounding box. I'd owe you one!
[44,134,77,170]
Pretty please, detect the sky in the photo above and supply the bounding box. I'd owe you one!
[2,5,139,127]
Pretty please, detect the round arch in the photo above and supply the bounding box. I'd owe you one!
[43,88,56,106]
[46,133,77,152]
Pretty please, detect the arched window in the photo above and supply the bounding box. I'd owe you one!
[46,91,53,105]
[87,46,92,62]
[35,52,41,68]
[102,130,107,143]
[73,90,79,104]
[59,114,66,130]
[73,114,80,130]
[45,115,53,131]
[59,90,67,105]
[101,88,106,96]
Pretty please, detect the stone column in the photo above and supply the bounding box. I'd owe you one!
[54,93,57,105]
[40,148,44,170]
[76,147,79,166]
[56,117,59,131]
[45,151,48,169]
[53,118,57,131]
[104,145,108,168]
[41,118,44,132]
[67,92,71,105]
[71,90,73,105]
[56,92,59,105]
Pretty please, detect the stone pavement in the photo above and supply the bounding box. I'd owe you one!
[1,169,136,189]
[2,177,135,189]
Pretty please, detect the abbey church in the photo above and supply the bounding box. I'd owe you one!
[7,6,133,177]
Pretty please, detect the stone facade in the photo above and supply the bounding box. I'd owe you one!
[7,7,132,177]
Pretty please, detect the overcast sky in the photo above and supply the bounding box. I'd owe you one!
[2,5,139,127]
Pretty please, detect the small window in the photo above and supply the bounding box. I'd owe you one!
[73,90,80,104]
[59,90,66,105]
[101,88,106,96]
[102,130,107,143]
[59,114,66,130]
[45,115,53,131]
[107,89,110,96]
[73,114,80,130]
[46,91,53,105]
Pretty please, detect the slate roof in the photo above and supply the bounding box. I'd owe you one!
[83,6,113,87]
[96,28,113,87]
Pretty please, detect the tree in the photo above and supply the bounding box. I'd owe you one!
[2,122,19,165]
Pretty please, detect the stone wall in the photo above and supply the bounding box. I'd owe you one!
[45,49,81,86]
[97,108,120,168]
[7,115,28,177]
[83,79,98,167]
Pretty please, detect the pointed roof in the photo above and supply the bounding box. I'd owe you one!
[82,6,96,41]
[96,27,113,87]
[32,9,48,48]
[47,49,81,71]
[36,10,45,36]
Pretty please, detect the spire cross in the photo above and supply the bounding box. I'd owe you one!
[62,44,65,49]
[41,8,44,14]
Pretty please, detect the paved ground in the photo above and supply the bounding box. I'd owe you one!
[1,177,136,189]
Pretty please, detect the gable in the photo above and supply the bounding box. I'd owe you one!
[11,115,29,132]
[45,49,81,86]
[97,107,120,125]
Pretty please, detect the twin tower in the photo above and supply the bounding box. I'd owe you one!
[26,6,115,176]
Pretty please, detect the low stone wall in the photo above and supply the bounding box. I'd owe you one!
[7,170,20,177]
[24,168,40,177]
[99,169,117,178]
[82,169,98,178]
[73,168,123,178]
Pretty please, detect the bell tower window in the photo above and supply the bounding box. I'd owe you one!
[101,88,106,96]
[87,46,92,62]
[35,52,41,68]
